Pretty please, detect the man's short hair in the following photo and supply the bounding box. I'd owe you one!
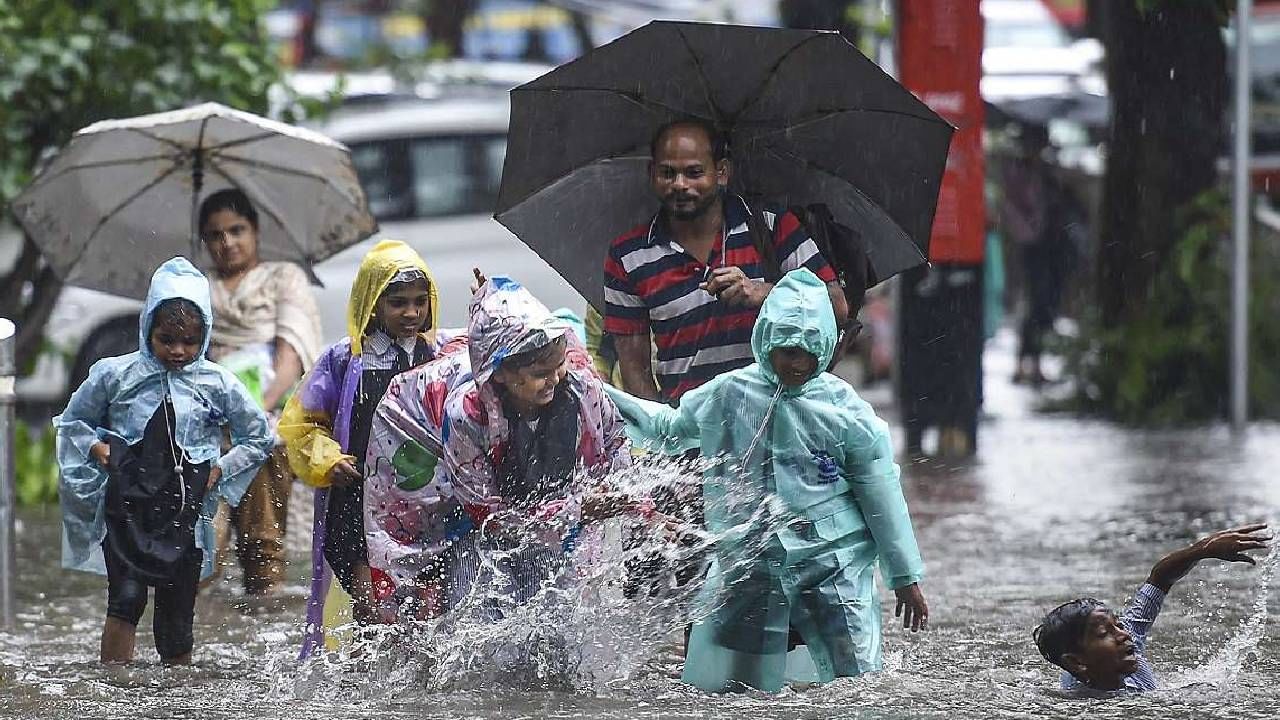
[650,117,729,163]
[1033,597,1107,668]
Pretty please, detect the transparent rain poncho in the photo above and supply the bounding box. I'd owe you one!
[605,268,924,692]
[54,257,272,579]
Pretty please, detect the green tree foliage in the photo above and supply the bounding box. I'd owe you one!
[1068,192,1280,424]
[0,0,300,370]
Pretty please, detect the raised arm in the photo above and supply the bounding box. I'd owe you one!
[277,349,354,487]
[602,381,702,455]
[1146,523,1271,593]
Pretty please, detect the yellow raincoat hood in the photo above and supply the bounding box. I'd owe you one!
[346,239,438,354]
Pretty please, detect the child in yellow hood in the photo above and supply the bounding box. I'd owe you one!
[278,240,442,657]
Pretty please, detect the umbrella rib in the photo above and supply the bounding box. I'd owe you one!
[125,127,190,152]
[205,130,286,152]
[209,151,350,187]
[728,33,828,122]
[78,164,184,260]
[737,106,954,139]
[673,24,725,124]
[21,154,178,194]
[205,158,315,261]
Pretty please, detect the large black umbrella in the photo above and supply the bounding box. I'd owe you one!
[495,20,954,311]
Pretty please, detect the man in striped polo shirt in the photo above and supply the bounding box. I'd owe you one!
[604,119,848,404]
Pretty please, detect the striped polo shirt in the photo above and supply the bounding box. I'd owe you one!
[604,194,836,403]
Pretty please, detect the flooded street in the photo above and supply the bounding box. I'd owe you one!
[3,334,1278,720]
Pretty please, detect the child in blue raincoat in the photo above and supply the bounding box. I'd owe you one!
[605,268,929,693]
[55,257,272,665]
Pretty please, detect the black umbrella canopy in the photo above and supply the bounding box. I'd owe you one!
[496,21,954,311]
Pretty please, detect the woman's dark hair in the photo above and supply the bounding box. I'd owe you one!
[150,297,206,338]
[1032,597,1106,669]
[650,117,729,163]
[500,334,568,373]
[198,188,259,232]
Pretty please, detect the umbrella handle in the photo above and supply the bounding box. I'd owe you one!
[189,149,204,262]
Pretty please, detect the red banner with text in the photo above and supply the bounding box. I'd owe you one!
[896,0,986,264]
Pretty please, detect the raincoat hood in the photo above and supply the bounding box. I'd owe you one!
[467,275,567,385]
[751,268,837,387]
[346,239,438,355]
[138,257,214,363]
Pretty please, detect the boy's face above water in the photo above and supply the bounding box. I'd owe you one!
[150,316,203,371]
[769,346,819,387]
[1064,607,1140,688]
[375,278,432,339]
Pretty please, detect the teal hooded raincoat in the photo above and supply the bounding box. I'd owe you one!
[54,257,272,579]
[605,268,924,693]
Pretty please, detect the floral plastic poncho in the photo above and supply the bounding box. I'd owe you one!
[362,335,471,596]
[54,257,272,579]
[443,276,631,527]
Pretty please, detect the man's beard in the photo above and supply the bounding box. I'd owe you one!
[663,189,720,221]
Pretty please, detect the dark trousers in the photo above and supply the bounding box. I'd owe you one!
[104,541,203,660]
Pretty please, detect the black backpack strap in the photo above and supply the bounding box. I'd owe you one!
[745,206,784,283]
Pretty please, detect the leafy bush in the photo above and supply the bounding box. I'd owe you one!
[1067,191,1280,424]
[14,419,58,505]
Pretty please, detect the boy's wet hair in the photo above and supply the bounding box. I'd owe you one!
[650,117,729,163]
[150,298,205,337]
[198,188,259,232]
[500,334,568,373]
[1033,597,1107,667]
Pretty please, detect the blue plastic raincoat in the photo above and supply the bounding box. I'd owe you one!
[605,268,924,693]
[54,257,273,579]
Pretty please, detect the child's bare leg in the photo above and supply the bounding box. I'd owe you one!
[350,563,378,624]
[100,617,137,664]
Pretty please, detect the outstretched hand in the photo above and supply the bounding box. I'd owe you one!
[471,267,487,295]
[1195,523,1271,565]
[894,583,929,632]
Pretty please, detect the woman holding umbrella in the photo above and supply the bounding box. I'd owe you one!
[200,188,323,596]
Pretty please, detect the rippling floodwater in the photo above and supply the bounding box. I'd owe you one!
[3,338,1278,719]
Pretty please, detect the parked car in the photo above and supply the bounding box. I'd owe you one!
[14,90,585,407]
[981,0,1105,102]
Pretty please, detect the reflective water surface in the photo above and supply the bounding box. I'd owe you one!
[3,337,1278,719]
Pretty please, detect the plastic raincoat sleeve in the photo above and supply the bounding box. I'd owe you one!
[210,368,274,507]
[441,400,500,518]
[842,412,924,589]
[54,359,114,560]
[278,349,352,488]
[601,381,704,455]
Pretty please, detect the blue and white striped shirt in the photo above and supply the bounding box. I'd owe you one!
[1062,583,1167,692]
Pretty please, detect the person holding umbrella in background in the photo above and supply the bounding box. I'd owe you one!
[200,188,323,597]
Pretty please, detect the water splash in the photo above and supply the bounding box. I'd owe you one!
[1166,534,1278,689]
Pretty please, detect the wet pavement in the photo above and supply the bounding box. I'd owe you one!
[2,330,1278,719]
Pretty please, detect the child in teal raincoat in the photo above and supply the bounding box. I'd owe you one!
[605,268,929,693]
[55,257,272,664]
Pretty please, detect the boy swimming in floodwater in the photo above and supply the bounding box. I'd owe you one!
[55,257,271,665]
[1033,523,1271,693]
[605,268,929,693]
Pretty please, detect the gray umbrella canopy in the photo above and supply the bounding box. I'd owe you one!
[11,102,377,299]
[496,20,954,311]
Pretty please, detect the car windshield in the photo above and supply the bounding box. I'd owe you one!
[350,134,508,220]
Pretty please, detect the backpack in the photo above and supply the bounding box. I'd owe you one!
[745,203,877,323]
